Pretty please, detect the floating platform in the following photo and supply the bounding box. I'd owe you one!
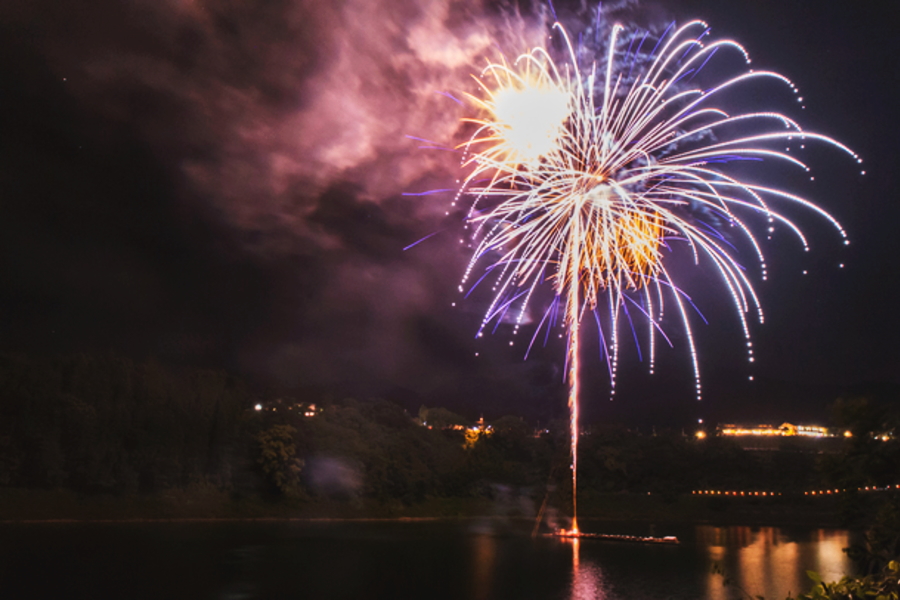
[547,530,679,544]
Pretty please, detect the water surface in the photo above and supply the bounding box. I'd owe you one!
[0,519,855,599]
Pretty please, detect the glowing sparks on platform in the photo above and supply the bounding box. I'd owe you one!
[449,17,859,530]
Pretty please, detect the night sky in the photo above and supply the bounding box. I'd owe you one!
[1,0,897,428]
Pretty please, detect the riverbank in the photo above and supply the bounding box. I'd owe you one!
[0,486,860,528]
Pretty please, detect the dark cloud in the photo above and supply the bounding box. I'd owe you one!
[0,0,896,425]
[33,0,556,258]
[0,0,551,392]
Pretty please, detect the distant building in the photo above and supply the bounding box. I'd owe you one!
[717,422,840,452]
[718,422,833,438]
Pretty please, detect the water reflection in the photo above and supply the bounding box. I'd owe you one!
[217,545,261,600]
[815,529,851,581]
[0,521,855,600]
[568,537,608,600]
[702,527,851,599]
[707,544,728,600]
[470,533,496,600]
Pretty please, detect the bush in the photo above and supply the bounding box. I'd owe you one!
[790,561,900,600]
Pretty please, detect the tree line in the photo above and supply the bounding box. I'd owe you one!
[0,353,897,512]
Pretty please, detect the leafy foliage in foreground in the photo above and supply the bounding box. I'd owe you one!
[718,559,900,600]
[789,561,900,600]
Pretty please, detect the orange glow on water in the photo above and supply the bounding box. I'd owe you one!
[702,526,851,599]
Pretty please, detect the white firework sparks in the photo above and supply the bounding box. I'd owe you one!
[450,18,861,532]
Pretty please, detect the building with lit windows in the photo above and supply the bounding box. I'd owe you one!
[717,422,841,451]
[718,423,833,438]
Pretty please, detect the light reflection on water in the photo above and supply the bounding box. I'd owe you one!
[471,531,497,600]
[700,526,852,599]
[557,525,853,600]
[0,520,857,600]
[568,537,608,600]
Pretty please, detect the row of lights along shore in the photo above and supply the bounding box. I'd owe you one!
[803,485,900,495]
[692,485,900,496]
[693,490,781,496]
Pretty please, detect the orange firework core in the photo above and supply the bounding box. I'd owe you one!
[607,209,664,282]
[576,202,665,308]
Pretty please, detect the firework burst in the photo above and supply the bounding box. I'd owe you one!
[449,17,861,532]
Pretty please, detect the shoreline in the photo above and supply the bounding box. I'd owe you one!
[0,487,855,528]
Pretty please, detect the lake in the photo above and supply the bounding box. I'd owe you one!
[0,519,855,599]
